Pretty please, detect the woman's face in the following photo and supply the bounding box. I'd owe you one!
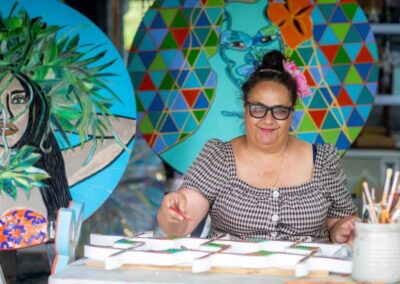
[0,74,32,147]
[244,80,293,147]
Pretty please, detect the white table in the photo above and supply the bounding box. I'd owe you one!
[49,258,355,284]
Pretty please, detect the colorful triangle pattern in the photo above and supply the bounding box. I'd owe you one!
[128,0,224,153]
[129,0,378,159]
[291,0,378,151]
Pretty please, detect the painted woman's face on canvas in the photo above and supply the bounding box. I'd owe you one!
[0,73,32,147]
[220,0,284,87]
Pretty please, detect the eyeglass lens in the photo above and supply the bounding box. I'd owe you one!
[248,104,292,120]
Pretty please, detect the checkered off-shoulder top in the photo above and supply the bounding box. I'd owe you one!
[181,139,357,242]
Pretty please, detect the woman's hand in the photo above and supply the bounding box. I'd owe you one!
[160,192,193,223]
[328,215,358,245]
[157,189,209,237]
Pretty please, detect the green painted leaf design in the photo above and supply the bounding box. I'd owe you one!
[0,146,50,200]
[2,179,17,200]
[0,6,125,162]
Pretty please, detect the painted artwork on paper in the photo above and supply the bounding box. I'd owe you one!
[0,0,136,250]
[128,0,378,173]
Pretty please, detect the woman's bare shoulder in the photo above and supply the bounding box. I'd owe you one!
[290,136,312,148]
[289,136,313,157]
[229,135,245,148]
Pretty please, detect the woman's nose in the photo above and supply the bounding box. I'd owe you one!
[1,94,13,119]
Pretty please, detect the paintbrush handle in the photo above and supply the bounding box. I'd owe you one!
[368,203,379,224]
[363,182,379,223]
[381,192,388,207]
[381,209,389,224]
[381,168,393,205]
[390,196,400,222]
[388,171,400,210]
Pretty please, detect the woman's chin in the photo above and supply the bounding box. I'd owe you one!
[256,136,277,146]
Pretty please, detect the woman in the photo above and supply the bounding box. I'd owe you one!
[0,72,135,248]
[158,50,357,244]
[0,7,136,250]
[0,73,70,221]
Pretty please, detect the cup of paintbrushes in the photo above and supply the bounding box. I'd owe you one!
[355,180,400,282]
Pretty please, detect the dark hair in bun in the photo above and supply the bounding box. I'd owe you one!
[242,50,297,105]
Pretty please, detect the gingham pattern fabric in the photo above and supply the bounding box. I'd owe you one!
[181,139,356,242]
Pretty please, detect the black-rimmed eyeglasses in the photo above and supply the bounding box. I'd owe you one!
[246,102,294,120]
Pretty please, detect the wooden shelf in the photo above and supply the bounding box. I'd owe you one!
[374,94,400,106]
[371,23,400,35]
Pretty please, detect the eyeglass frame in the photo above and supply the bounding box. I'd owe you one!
[245,101,294,120]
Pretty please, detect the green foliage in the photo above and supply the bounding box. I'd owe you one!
[0,146,49,200]
[0,3,121,154]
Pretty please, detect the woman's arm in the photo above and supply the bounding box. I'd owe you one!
[63,115,136,186]
[157,189,209,237]
[322,144,358,244]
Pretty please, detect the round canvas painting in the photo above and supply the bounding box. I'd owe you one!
[129,0,378,174]
[0,0,136,249]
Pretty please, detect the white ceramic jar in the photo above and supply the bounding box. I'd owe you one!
[352,222,400,283]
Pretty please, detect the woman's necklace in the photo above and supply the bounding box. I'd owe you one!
[269,140,289,189]
[247,139,289,189]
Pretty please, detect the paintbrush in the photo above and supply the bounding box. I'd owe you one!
[390,192,400,214]
[362,182,379,223]
[169,206,193,221]
[380,168,393,206]
[389,184,400,223]
[362,192,367,208]
[387,171,400,212]
[380,168,393,223]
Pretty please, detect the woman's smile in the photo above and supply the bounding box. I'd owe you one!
[259,126,276,133]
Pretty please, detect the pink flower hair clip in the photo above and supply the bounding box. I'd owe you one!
[283,60,312,99]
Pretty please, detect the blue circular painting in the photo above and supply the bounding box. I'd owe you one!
[128,0,378,174]
[0,0,136,249]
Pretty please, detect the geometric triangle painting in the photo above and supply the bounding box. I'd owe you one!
[128,0,378,173]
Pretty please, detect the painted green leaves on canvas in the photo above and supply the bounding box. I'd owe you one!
[0,4,123,165]
[0,146,49,200]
